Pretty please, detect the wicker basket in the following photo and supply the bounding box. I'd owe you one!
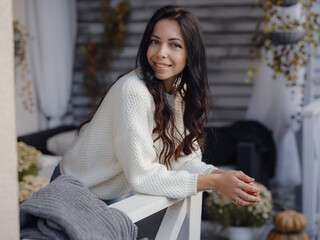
[268,30,304,45]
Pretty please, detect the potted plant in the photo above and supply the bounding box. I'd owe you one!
[247,0,320,86]
[204,182,273,240]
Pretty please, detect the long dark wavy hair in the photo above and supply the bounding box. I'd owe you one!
[78,5,209,168]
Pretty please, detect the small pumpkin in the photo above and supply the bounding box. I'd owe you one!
[274,210,307,233]
[267,229,309,240]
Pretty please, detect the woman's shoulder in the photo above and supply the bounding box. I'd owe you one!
[115,68,147,93]
[108,68,153,105]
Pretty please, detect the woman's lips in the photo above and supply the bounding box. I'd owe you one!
[154,62,171,70]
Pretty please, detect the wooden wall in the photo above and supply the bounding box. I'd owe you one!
[310,1,320,102]
[73,0,261,126]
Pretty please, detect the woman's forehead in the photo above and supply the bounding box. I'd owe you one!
[152,19,184,42]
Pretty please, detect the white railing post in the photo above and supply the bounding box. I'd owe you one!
[110,192,203,239]
[188,191,203,240]
[301,99,320,238]
[155,199,187,240]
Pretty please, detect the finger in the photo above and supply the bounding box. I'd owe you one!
[233,171,254,183]
[233,196,253,207]
[249,183,261,195]
[233,196,242,206]
[237,190,261,203]
[239,181,260,194]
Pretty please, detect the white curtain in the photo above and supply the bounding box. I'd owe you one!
[246,4,305,187]
[246,56,304,187]
[27,0,77,129]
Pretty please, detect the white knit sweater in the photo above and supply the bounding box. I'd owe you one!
[60,69,216,200]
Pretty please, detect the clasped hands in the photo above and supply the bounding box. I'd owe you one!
[211,169,261,206]
[197,169,261,207]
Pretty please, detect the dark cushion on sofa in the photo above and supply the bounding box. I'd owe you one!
[203,120,276,178]
[17,125,77,154]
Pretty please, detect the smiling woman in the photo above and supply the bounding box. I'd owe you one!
[147,19,187,93]
[53,5,261,209]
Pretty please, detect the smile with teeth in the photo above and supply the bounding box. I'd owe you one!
[154,62,171,69]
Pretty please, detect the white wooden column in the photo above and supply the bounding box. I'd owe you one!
[0,0,19,239]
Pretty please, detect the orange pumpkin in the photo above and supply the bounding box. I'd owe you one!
[268,229,309,240]
[274,210,307,233]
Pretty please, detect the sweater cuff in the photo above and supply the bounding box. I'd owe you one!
[186,173,198,196]
[200,164,218,175]
[201,165,218,193]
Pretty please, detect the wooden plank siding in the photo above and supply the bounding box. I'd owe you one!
[308,1,320,102]
[72,0,261,126]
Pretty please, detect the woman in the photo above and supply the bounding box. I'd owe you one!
[55,5,261,206]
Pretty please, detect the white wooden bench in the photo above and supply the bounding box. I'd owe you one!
[110,192,203,240]
[301,98,320,238]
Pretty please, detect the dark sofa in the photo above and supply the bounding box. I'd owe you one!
[18,121,276,186]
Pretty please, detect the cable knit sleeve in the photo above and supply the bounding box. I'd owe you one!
[112,77,198,199]
[170,141,217,175]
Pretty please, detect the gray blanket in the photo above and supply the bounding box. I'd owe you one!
[20,175,137,240]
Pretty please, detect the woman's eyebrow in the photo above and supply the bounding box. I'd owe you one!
[168,38,183,43]
[151,34,183,43]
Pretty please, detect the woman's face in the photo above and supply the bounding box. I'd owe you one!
[147,18,187,92]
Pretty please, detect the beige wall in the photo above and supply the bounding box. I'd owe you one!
[0,0,19,239]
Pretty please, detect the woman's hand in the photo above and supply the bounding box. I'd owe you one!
[197,170,261,206]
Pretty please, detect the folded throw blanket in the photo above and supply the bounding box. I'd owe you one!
[20,175,137,240]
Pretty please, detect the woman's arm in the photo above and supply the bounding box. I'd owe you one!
[170,144,217,175]
[171,145,260,205]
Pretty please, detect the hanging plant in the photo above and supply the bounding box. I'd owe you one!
[81,0,131,102]
[247,0,320,86]
[14,20,35,113]
[273,0,299,7]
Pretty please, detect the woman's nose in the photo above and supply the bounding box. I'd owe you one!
[157,45,168,58]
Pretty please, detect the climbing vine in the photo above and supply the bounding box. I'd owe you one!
[81,0,131,101]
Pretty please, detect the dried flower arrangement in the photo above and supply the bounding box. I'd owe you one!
[17,142,49,202]
[205,182,273,227]
[14,20,35,113]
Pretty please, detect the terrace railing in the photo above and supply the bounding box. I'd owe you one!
[302,98,320,238]
[111,192,203,240]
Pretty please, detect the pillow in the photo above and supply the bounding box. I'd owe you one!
[46,130,77,156]
[37,154,62,179]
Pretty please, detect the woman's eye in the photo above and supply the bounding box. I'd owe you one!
[150,39,159,45]
[172,43,182,48]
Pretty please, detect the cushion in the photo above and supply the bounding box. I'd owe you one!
[46,130,77,156]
